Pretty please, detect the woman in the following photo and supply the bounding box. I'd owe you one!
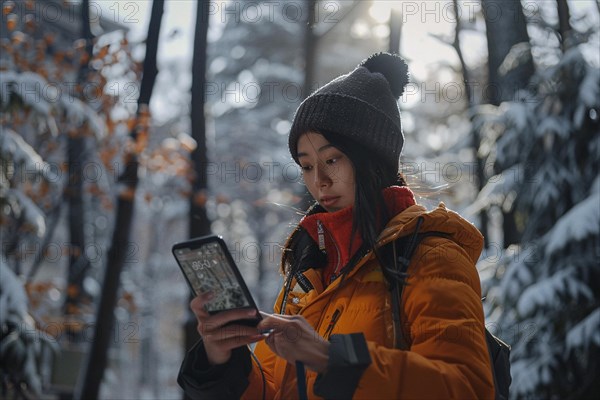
[178,53,495,399]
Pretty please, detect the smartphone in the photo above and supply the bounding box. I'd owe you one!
[172,235,261,327]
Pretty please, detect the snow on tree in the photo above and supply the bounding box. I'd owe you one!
[0,127,57,274]
[474,32,600,398]
[1,1,148,396]
[0,259,58,398]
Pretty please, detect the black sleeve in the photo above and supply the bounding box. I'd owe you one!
[177,339,252,399]
[313,333,372,400]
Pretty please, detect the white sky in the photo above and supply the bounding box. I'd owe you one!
[94,0,599,118]
[98,0,466,75]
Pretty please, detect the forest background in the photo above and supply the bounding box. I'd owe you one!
[1,0,599,399]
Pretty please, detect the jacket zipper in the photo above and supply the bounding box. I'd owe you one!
[318,219,342,284]
[317,220,326,252]
[323,308,342,339]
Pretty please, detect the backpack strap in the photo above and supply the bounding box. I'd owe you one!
[385,217,451,349]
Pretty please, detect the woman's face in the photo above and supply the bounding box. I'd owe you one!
[297,132,356,212]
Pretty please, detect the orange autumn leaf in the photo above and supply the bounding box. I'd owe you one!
[67,284,79,298]
[100,147,118,167]
[101,197,114,211]
[24,14,35,31]
[2,2,14,15]
[87,183,103,196]
[126,118,136,132]
[123,292,134,301]
[6,14,17,31]
[105,118,114,134]
[53,51,64,64]
[38,180,50,197]
[92,84,103,99]
[73,38,86,51]
[66,304,80,315]
[46,141,58,152]
[44,33,55,45]
[120,187,136,201]
[216,194,230,204]
[70,246,81,258]
[97,45,109,59]
[79,52,90,65]
[134,129,148,154]
[194,191,208,206]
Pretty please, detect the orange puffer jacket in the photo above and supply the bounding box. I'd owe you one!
[242,203,495,399]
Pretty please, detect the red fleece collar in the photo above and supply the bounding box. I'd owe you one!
[299,186,416,285]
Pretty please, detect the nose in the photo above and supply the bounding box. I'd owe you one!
[315,162,333,188]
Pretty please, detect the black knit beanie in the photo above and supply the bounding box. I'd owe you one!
[289,52,409,176]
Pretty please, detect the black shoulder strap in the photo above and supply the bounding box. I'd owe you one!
[394,231,452,286]
[386,218,451,349]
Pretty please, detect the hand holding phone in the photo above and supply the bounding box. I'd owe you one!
[190,292,266,364]
[172,235,262,327]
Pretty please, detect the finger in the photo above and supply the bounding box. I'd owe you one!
[200,308,259,333]
[203,324,260,341]
[257,313,302,331]
[259,311,300,321]
[213,333,266,352]
[265,330,278,354]
[264,331,296,361]
[191,291,215,306]
[190,294,213,318]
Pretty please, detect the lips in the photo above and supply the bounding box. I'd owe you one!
[320,196,340,208]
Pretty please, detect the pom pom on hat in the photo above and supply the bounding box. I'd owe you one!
[360,53,409,99]
[289,52,409,178]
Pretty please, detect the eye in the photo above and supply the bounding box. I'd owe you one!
[300,165,313,172]
[325,158,338,165]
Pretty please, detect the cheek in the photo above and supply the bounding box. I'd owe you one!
[340,164,355,185]
[303,176,318,196]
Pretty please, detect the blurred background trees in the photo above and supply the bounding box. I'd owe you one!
[473,1,600,395]
[1,0,598,398]
[2,0,140,397]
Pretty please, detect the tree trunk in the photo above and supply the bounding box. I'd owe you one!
[303,0,317,97]
[556,0,573,52]
[295,0,319,213]
[388,8,402,54]
[64,0,94,323]
[482,0,534,246]
[27,203,62,281]
[183,2,211,389]
[482,0,534,105]
[452,0,489,246]
[77,1,164,398]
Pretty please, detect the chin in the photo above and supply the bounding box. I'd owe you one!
[325,204,351,213]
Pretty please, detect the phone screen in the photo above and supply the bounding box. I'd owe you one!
[173,240,252,313]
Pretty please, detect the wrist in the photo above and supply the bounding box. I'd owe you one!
[206,348,231,366]
[313,334,372,399]
[307,339,330,373]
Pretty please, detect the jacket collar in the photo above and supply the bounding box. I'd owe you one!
[376,202,484,265]
[310,202,485,299]
[299,186,417,284]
